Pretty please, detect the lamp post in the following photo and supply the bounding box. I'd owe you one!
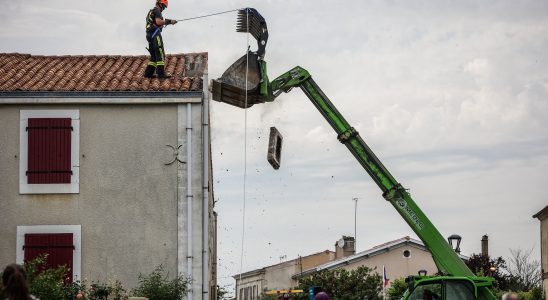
[447,234,462,254]
[353,197,358,248]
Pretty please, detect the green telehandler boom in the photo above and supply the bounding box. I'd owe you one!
[211,8,496,300]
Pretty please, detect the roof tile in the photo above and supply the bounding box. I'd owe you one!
[0,53,207,92]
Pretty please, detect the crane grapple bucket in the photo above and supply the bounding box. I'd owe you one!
[210,8,270,108]
[210,52,266,108]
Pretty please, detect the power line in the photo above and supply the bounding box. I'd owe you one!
[237,9,250,300]
[175,8,241,22]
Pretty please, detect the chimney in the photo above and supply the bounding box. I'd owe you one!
[481,235,489,256]
[335,236,356,259]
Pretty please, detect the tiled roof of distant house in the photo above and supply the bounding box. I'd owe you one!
[0,53,207,93]
[293,236,470,279]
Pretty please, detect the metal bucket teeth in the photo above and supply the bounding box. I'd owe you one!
[236,8,266,41]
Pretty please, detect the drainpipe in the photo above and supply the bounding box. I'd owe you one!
[202,73,210,300]
[187,103,193,300]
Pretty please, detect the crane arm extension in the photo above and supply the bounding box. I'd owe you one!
[271,66,473,277]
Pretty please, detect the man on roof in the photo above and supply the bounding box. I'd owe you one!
[144,0,178,79]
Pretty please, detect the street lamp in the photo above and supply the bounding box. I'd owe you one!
[447,234,462,254]
[352,197,358,248]
[488,265,497,277]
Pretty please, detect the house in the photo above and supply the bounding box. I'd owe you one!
[0,53,217,300]
[233,250,337,300]
[533,205,548,298]
[295,236,461,285]
[234,236,469,299]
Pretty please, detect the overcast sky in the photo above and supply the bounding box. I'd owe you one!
[2,0,547,295]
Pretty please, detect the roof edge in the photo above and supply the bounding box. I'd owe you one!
[293,236,469,279]
[533,205,548,219]
[0,91,203,103]
[233,250,335,279]
[232,268,266,279]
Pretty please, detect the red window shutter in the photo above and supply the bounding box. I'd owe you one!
[24,233,74,282]
[27,118,72,184]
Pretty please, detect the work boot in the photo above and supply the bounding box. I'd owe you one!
[143,65,156,78]
[156,65,172,79]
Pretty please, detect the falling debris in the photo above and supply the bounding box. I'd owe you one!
[267,126,283,170]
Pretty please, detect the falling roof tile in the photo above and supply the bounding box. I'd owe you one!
[0,52,207,93]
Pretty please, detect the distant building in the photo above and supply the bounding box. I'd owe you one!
[295,236,461,286]
[533,205,548,299]
[0,52,217,299]
[234,236,469,300]
[233,250,337,300]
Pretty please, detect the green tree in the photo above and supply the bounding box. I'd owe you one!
[465,253,514,290]
[131,265,189,300]
[217,285,231,300]
[386,278,407,300]
[293,266,382,300]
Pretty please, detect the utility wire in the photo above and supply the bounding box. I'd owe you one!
[175,8,241,22]
[237,9,250,297]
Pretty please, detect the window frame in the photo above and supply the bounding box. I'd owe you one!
[16,225,82,282]
[19,110,80,194]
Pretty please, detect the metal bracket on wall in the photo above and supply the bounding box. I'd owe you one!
[164,144,186,165]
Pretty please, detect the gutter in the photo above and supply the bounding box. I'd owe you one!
[187,102,194,300]
[201,73,210,300]
[0,91,202,100]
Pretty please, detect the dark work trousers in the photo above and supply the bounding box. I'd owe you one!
[146,33,166,72]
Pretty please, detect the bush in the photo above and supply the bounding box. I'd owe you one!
[0,256,129,300]
[65,279,128,300]
[294,266,382,300]
[25,254,68,300]
[131,265,189,300]
[516,287,544,300]
[386,278,407,300]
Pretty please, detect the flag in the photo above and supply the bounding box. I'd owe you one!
[383,265,389,287]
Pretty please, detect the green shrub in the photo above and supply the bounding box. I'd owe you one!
[65,279,88,300]
[386,278,408,300]
[105,280,128,300]
[131,265,189,300]
[294,266,382,300]
[25,254,68,300]
[516,288,544,300]
[0,256,129,300]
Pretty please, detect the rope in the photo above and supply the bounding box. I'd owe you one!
[237,9,250,296]
[175,8,241,22]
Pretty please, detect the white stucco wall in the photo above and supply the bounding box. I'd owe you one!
[540,216,548,298]
[337,244,438,286]
[0,100,211,293]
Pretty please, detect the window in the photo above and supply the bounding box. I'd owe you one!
[407,281,442,300]
[403,249,411,258]
[24,233,74,282]
[20,110,79,194]
[445,280,474,300]
[16,225,81,282]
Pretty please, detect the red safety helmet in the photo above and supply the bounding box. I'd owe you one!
[157,0,168,8]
